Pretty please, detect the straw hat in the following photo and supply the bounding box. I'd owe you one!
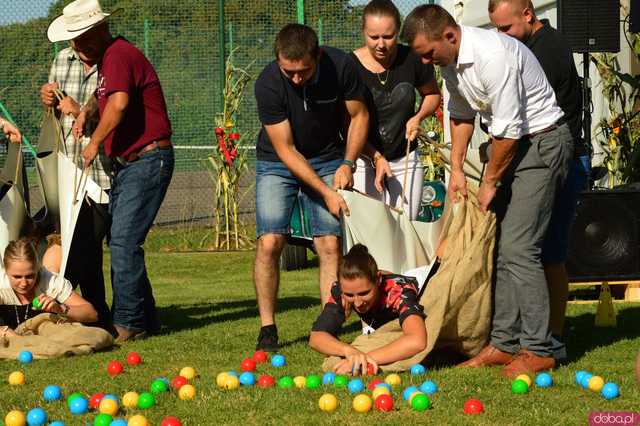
[47,0,121,42]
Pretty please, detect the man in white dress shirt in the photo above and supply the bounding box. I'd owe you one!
[402,4,573,377]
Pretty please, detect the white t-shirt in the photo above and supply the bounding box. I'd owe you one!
[0,268,73,305]
[442,25,564,139]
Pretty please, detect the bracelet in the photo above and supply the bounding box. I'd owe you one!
[341,159,356,173]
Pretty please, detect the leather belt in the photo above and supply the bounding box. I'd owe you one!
[124,139,172,162]
[525,117,566,139]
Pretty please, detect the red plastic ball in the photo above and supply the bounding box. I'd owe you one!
[367,379,384,390]
[367,363,376,376]
[161,416,182,426]
[171,376,188,390]
[240,357,257,372]
[126,352,142,366]
[463,398,484,414]
[257,374,275,388]
[107,360,124,376]
[253,350,268,364]
[89,393,105,409]
[375,394,394,412]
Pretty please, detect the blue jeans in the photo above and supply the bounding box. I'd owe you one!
[109,147,174,332]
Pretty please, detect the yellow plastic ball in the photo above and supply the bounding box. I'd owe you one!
[4,410,26,426]
[179,367,196,380]
[408,391,424,404]
[8,371,25,385]
[122,391,139,409]
[352,394,373,413]
[318,393,338,412]
[179,384,196,400]
[216,372,229,388]
[127,414,149,426]
[372,386,391,400]
[588,375,605,392]
[223,375,240,390]
[515,374,532,387]
[99,397,119,415]
[293,376,306,388]
[385,373,401,387]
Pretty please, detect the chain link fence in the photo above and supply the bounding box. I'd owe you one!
[0,0,433,228]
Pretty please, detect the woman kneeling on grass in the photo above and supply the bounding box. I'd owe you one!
[309,244,427,374]
[0,238,97,338]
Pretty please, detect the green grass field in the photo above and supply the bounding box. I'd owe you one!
[1,248,639,426]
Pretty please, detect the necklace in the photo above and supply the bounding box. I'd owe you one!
[376,69,391,86]
[14,304,30,326]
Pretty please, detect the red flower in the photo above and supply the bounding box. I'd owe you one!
[229,132,240,140]
[215,127,225,136]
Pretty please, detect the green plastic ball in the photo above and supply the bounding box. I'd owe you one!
[67,392,83,408]
[32,297,42,309]
[305,375,321,389]
[151,379,169,394]
[137,392,156,409]
[333,375,349,388]
[411,393,431,411]
[511,379,529,394]
[277,376,294,389]
[94,413,113,426]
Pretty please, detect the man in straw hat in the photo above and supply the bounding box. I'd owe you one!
[47,0,174,343]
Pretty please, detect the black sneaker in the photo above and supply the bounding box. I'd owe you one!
[256,325,280,352]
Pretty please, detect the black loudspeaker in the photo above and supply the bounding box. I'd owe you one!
[567,189,640,282]
[558,0,620,52]
[631,0,640,33]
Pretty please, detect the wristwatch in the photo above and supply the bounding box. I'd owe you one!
[341,159,357,173]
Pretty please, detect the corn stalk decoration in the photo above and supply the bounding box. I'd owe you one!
[205,52,254,250]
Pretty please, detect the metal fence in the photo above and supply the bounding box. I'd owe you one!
[0,0,432,226]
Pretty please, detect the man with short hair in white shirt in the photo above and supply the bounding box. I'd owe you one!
[403,4,573,377]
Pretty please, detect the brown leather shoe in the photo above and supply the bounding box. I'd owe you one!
[457,345,515,368]
[501,349,555,378]
[114,325,148,344]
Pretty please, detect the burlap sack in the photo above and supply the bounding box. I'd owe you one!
[0,313,114,359]
[323,184,496,372]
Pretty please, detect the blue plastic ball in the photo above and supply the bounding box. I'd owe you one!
[227,370,239,377]
[271,354,286,367]
[69,397,89,415]
[26,407,47,426]
[410,364,426,375]
[420,380,438,395]
[239,372,256,386]
[403,385,418,400]
[49,422,65,426]
[18,350,33,364]
[535,372,553,388]
[347,378,364,394]
[102,394,119,403]
[110,419,127,426]
[579,373,594,389]
[43,385,62,402]
[322,372,336,385]
[375,382,392,392]
[601,382,619,400]
[575,370,588,385]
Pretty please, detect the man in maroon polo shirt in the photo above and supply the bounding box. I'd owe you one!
[47,0,174,342]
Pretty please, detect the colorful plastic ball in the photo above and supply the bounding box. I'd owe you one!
[579,372,594,389]
[137,392,156,409]
[535,373,553,388]
[99,398,118,416]
[318,393,338,412]
[420,380,438,395]
[179,367,196,380]
[18,351,33,364]
[403,386,419,401]
[305,374,321,389]
[333,375,348,388]
[240,357,257,372]
[67,392,83,408]
[253,350,268,363]
[322,372,336,385]
[8,371,25,385]
[239,372,256,387]
[352,394,373,413]
[48,422,65,426]
[32,297,42,309]
[278,376,294,389]
[271,354,286,367]
[375,382,392,392]
[511,379,529,394]
[93,413,112,426]
[127,415,149,426]
[122,392,139,409]
[411,393,431,411]
[375,394,394,412]
[372,386,391,400]
[5,410,26,426]
[107,361,124,377]
[463,398,484,414]
[385,373,402,387]
[171,375,188,390]
[410,364,426,375]
[89,393,105,410]
[408,391,423,404]
[110,420,127,426]
[160,416,182,426]
[126,352,142,366]
[69,397,89,415]
[575,370,588,385]
[367,379,384,390]
[151,379,169,394]
[216,372,229,388]
[43,385,62,402]
[515,374,532,387]
[293,376,306,388]
[347,378,364,394]
[601,382,620,400]
[26,407,47,426]
[257,374,275,388]
[178,384,196,400]
[367,363,376,375]
[588,375,605,392]
[104,394,119,404]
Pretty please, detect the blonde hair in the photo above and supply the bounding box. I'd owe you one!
[3,237,39,270]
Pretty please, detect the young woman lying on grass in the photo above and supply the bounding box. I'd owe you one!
[0,238,97,338]
[309,244,427,375]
